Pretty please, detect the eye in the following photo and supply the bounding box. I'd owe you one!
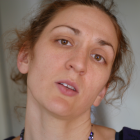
[91,54,105,63]
[58,39,72,46]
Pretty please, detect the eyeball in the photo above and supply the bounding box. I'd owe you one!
[58,39,72,46]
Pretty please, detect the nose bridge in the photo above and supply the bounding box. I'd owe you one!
[75,47,87,63]
[66,45,88,74]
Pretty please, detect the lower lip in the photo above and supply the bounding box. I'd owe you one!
[55,83,79,97]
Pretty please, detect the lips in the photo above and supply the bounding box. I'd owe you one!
[55,80,79,96]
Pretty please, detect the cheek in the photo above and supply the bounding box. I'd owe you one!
[27,45,67,97]
[30,45,64,73]
[81,67,111,101]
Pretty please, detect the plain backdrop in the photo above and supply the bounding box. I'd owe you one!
[0,0,140,139]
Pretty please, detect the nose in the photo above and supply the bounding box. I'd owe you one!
[65,48,88,75]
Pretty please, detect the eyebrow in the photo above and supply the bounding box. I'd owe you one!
[51,25,81,35]
[51,25,115,54]
[97,39,115,54]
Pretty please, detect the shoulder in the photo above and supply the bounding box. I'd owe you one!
[92,124,116,140]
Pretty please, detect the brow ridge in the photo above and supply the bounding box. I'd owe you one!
[51,25,81,35]
[97,39,115,54]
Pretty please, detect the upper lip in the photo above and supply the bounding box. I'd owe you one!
[56,80,79,93]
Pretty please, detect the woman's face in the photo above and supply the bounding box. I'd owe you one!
[19,5,118,118]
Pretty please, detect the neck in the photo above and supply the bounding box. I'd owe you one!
[24,93,92,140]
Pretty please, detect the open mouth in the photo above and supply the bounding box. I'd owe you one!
[58,83,76,91]
[56,82,79,97]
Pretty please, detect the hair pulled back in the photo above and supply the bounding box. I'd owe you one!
[9,0,134,105]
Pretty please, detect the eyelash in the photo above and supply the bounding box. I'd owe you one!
[56,39,106,63]
[57,39,72,46]
[91,54,106,63]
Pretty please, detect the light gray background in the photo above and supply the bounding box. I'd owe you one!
[0,0,140,139]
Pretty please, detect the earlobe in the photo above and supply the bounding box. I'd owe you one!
[93,85,108,107]
[17,47,30,74]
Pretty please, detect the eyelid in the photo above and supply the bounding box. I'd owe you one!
[57,39,72,46]
[91,54,106,63]
[55,36,75,47]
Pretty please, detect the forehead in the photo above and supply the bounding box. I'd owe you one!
[44,5,118,51]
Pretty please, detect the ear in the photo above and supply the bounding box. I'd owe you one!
[17,46,30,74]
[93,84,109,107]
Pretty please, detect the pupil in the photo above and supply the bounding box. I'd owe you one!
[61,40,67,45]
[96,55,101,61]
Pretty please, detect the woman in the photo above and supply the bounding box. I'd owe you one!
[5,0,139,140]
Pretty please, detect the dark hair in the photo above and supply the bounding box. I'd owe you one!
[9,0,134,105]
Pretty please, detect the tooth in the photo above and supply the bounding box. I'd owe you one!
[68,85,75,90]
[63,83,68,87]
[60,83,76,91]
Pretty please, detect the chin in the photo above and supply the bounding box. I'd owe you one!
[45,96,73,117]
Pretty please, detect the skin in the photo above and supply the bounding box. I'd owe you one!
[16,5,118,140]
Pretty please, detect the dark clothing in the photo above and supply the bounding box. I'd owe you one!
[115,127,140,140]
[4,136,15,140]
[4,127,140,140]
